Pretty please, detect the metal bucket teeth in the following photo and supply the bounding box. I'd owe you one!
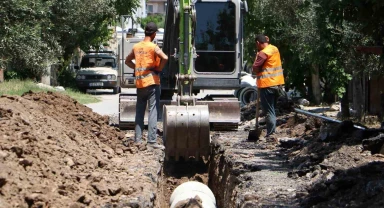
[163,105,210,161]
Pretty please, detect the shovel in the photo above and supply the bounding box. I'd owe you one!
[248,87,262,140]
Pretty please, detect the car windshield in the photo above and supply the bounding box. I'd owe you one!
[80,57,116,68]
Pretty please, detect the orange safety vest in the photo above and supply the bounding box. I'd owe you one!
[256,45,285,88]
[133,41,161,88]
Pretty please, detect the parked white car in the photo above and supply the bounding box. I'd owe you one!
[75,51,120,94]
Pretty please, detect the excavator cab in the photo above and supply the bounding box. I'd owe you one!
[119,0,248,160]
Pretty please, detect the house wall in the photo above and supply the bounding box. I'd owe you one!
[147,0,166,15]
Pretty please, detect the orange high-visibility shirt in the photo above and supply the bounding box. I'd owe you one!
[256,45,285,88]
[133,41,161,88]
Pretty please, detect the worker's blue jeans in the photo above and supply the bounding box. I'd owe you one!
[260,87,279,136]
[135,84,160,143]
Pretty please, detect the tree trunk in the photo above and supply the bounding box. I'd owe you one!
[311,63,322,105]
[340,83,350,118]
[352,74,365,121]
[0,68,4,82]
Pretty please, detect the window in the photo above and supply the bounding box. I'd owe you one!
[147,4,153,13]
[194,2,236,73]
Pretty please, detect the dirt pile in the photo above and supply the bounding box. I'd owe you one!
[210,109,384,207]
[0,92,161,207]
[282,116,384,207]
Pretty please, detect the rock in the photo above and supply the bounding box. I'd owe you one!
[149,192,156,202]
[64,157,75,167]
[329,103,340,111]
[108,185,121,196]
[102,147,115,155]
[99,134,108,141]
[243,193,259,201]
[87,172,102,182]
[121,186,136,195]
[98,160,108,168]
[119,198,141,208]
[11,146,23,158]
[279,137,302,148]
[69,202,85,208]
[0,150,9,160]
[298,98,310,106]
[36,83,54,90]
[25,193,47,206]
[91,182,109,196]
[125,132,134,138]
[115,148,124,155]
[19,158,33,167]
[325,172,335,181]
[0,176,6,188]
[77,194,92,205]
[55,86,65,91]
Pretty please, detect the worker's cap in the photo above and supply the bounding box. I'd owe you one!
[145,22,158,34]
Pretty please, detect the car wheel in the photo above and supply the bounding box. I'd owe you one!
[113,86,120,94]
[79,88,87,93]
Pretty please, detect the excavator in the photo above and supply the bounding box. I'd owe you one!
[119,0,249,160]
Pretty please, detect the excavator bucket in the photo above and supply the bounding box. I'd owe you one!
[163,105,210,161]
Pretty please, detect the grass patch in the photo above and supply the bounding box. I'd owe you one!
[0,80,100,105]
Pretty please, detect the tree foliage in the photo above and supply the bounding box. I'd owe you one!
[138,14,166,29]
[0,0,139,80]
[244,0,384,104]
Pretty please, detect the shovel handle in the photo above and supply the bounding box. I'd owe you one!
[255,88,261,129]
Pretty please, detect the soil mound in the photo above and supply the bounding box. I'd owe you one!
[0,92,158,207]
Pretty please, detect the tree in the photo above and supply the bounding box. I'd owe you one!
[0,0,59,79]
[0,0,140,81]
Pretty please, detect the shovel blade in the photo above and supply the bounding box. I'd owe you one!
[248,128,262,141]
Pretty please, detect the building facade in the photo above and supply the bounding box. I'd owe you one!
[146,0,167,15]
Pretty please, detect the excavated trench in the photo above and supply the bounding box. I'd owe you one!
[156,150,229,208]
[155,131,261,208]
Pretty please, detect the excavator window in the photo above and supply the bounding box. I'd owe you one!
[194,2,236,73]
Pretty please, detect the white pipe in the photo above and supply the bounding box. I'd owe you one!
[170,181,216,208]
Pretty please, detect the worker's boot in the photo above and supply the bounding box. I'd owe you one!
[147,143,165,150]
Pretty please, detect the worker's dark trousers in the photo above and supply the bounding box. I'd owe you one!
[260,87,279,136]
[135,84,160,143]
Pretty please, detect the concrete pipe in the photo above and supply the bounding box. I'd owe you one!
[170,181,216,208]
[239,86,257,106]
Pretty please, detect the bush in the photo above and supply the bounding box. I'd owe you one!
[4,70,21,80]
[57,66,77,89]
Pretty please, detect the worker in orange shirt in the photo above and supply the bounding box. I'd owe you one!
[252,34,285,138]
[125,22,168,149]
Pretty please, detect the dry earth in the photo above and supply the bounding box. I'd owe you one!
[0,92,162,208]
[2,91,384,208]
